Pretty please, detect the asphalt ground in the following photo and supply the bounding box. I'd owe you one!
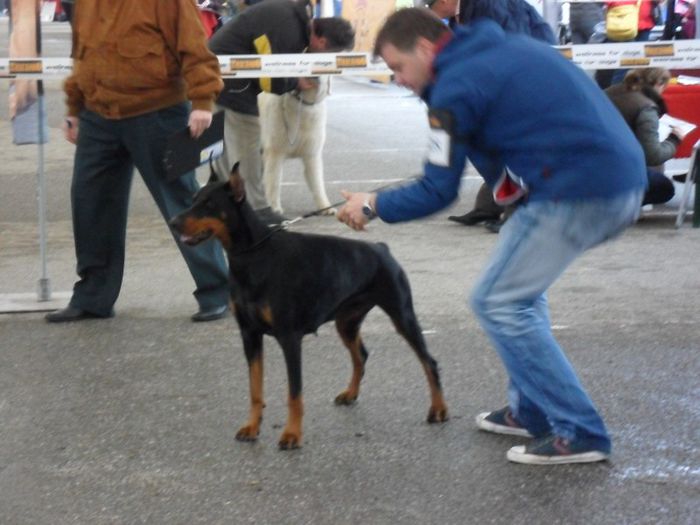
[0,18,698,525]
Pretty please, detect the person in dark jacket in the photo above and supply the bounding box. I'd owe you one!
[338,8,646,465]
[448,0,556,230]
[606,68,689,205]
[208,0,354,224]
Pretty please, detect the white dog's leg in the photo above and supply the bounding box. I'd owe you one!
[263,151,286,214]
[303,154,333,214]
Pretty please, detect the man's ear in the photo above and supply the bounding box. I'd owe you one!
[415,36,436,59]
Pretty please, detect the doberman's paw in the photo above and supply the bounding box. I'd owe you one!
[334,390,358,405]
[427,406,449,424]
[235,424,260,442]
[278,431,302,450]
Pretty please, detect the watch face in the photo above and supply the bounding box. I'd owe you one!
[362,204,373,218]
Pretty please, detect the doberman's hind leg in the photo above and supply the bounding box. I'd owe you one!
[380,273,449,423]
[334,304,372,405]
[276,333,305,450]
[236,329,266,442]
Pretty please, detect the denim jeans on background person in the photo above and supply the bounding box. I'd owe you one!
[470,189,645,452]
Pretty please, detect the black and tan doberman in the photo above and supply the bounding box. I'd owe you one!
[170,164,448,449]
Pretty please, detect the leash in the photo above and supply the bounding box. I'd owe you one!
[281,175,421,227]
[233,175,422,254]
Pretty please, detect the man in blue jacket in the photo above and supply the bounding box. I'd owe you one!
[338,9,647,465]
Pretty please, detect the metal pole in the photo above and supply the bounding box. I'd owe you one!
[35,4,51,301]
[36,79,51,300]
[541,0,560,40]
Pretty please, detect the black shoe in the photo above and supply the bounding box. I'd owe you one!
[191,304,229,322]
[448,210,501,226]
[484,219,504,234]
[45,306,113,323]
[256,207,288,226]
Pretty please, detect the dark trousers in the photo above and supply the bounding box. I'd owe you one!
[643,169,675,205]
[69,104,229,316]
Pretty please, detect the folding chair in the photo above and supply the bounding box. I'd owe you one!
[675,139,700,228]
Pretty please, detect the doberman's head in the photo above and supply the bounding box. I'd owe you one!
[170,162,265,252]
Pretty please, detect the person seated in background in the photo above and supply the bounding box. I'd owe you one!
[605,68,689,206]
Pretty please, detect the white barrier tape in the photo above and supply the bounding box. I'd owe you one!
[0,53,389,79]
[1,41,700,79]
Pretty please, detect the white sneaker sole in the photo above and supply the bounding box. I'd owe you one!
[475,412,533,438]
[506,445,609,465]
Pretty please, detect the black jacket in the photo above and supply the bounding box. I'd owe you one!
[209,0,311,115]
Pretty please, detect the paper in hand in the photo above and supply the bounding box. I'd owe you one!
[658,114,697,142]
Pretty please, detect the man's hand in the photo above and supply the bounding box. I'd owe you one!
[189,109,213,138]
[337,191,376,231]
[62,116,79,144]
[670,125,688,141]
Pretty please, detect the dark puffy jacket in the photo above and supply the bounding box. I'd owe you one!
[605,83,680,167]
[459,0,557,44]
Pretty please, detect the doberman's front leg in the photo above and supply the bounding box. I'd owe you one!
[276,334,304,450]
[235,329,265,442]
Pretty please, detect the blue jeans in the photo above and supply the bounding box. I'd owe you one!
[470,190,644,453]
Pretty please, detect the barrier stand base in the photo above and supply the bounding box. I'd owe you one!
[0,291,71,314]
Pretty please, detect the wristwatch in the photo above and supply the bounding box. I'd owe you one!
[362,198,376,220]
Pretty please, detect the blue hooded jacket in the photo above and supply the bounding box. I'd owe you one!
[375,20,647,223]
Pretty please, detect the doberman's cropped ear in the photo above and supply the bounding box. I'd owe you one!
[229,162,246,203]
[207,156,219,185]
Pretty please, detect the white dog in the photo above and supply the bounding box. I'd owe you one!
[259,76,333,215]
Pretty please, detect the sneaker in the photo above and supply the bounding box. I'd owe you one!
[475,407,533,438]
[507,434,609,465]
